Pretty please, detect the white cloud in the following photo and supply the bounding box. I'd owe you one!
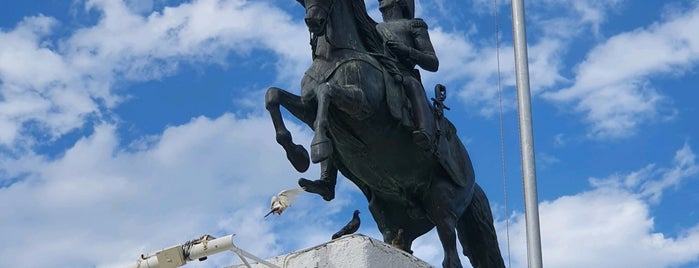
[0,15,98,147]
[0,113,347,267]
[0,0,309,150]
[590,142,699,204]
[499,144,699,268]
[534,0,625,36]
[423,28,516,117]
[423,0,695,141]
[419,1,575,118]
[543,4,699,139]
[124,0,154,14]
[424,26,565,117]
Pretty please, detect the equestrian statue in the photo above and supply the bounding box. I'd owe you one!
[264,0,505,267]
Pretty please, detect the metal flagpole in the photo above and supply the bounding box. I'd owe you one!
[510,0,543,267]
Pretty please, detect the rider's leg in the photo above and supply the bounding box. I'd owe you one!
[403,78,435,151]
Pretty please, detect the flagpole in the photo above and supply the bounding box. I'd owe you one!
[510,0,543,267]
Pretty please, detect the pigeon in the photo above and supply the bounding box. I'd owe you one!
[264,188,304,217]
[332,210,361,239]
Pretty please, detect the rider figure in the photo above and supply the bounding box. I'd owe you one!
[377,0,439,151]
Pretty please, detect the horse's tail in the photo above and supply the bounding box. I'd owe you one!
[457,183,506,268]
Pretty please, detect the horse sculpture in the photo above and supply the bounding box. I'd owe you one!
[264,0,505,267]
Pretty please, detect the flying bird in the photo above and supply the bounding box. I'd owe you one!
[264,187,304,217]
[332,210,361,239]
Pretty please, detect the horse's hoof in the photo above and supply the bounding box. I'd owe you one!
[311,136,333,163]
[286,144,310,172]
[298,178,335,201]
[442,259,464,268]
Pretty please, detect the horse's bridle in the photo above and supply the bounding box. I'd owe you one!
[304,0,335,33]
[305,0,336,58]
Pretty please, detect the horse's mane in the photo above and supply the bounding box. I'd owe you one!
[349,0,382,54]
[349,0,402,78]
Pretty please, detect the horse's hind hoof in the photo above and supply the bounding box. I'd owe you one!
[287,144,310,172]
[311,136,333,163]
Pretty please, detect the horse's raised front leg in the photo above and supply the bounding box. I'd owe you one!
[265,87,314,172]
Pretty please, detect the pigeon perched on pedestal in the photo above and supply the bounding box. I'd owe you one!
[264,188,303,217]
[332,210,361,239]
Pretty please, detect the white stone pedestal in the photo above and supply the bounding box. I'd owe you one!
[227,234,433,268]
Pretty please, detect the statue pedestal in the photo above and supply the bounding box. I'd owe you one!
[226,234,432,268]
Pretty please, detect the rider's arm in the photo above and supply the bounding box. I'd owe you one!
[409,18,439,72]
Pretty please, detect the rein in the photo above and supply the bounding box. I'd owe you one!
[307,0,335,58]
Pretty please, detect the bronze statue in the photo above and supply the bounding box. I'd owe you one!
[264,0,505,267]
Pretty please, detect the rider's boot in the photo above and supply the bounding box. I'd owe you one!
[412,106,435,152]
[298,160,337,201]
[299,178,335,201]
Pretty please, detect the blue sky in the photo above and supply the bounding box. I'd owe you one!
[1,0,698,267]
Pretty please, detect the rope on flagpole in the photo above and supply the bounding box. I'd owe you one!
[492,0,513,266]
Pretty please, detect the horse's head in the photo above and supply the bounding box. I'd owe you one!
[297,0,334,36]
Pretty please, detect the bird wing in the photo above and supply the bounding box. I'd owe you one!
[277,187,304,207]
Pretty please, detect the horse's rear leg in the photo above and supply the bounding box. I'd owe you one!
[426,174,467,268]
[456,183,505,268]
[265,87,314,172]
[367,194,431,254]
